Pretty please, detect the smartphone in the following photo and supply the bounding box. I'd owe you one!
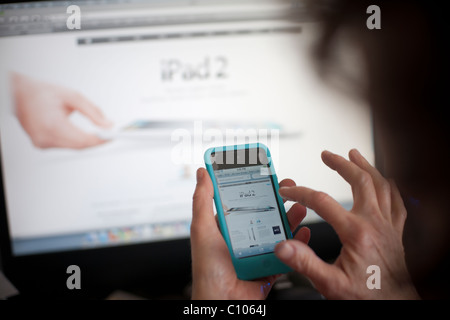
[204,143,292,280]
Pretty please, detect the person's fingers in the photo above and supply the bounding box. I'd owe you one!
[321,150,379,213]
[279,178,296,204]
[348,149,391,219]
[279,186,349,234]
[294,226,311,244]
[389,179,408,234]
[191,168,219,243]
[279,178,296,188]
[286,202,307,231]
[275,239,343,295]
[279,178,308,236]
[66,92,113,128]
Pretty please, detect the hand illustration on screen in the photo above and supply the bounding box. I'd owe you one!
[11,72,113,149]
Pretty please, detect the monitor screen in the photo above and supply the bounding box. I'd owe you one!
[0,0,374,257]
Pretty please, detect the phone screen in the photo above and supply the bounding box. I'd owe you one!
[211,148,288,259]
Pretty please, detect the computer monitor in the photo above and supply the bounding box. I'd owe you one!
[0,0,374,298]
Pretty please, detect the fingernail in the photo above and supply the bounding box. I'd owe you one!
[278,187,291,200]
[322,150,334,157]
[196,168,203,182]
[275,241,294,260]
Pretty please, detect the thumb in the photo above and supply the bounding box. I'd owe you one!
[191,168,219,243]
[56,121,107,149]
[275,239,342,296]
[66,92,113,128]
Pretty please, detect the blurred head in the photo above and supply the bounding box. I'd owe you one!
[310,0,450,197]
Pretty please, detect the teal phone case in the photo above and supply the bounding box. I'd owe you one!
[204,143,292,280]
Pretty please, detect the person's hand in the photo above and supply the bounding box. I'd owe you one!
[11,73,112,149]
[190,168,311,300]
[274,149,420,299]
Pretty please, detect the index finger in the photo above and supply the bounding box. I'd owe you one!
[191,168,221,245]
[279,186,350,233]
[279,178,296,204]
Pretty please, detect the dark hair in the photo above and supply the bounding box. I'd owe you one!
[310,0,450,188]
